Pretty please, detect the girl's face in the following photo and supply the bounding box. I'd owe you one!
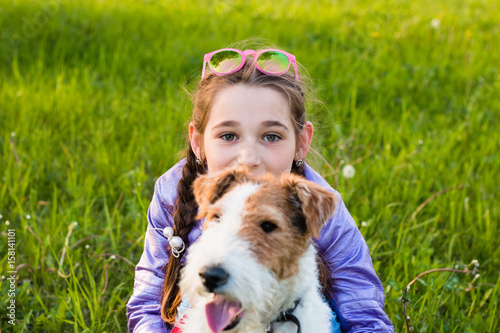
[190,84,313,176]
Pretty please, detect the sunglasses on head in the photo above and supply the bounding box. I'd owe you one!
[202,48,300,81]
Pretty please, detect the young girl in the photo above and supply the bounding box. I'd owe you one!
[127,46,394,333]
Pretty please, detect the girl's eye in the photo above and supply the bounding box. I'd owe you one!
[263,134,280,142]
[221,133,237,141]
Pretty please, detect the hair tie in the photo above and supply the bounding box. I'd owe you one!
[151,226,186,258]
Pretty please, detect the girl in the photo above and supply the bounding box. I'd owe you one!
[127,46,394,332]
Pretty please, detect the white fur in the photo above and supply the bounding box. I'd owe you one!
[179,183,332,332]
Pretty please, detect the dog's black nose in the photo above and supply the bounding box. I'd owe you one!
[199,266,229,292]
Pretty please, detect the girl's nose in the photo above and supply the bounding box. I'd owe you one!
[237,142,261,169]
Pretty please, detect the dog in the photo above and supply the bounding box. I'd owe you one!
[178,168,337,333]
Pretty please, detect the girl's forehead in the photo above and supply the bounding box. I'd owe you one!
[207,85,292,127]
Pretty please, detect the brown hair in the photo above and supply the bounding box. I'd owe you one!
[160,54,333,324]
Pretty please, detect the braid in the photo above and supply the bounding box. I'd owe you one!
[161,146,205,324]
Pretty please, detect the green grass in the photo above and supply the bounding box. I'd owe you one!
[0,0,499,331]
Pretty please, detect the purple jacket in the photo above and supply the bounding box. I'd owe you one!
[127,159,394,332]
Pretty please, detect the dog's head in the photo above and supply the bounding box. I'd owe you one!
[180,167,337,332]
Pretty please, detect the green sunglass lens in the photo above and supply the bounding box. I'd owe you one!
[210,51,242,74]
[257,51,289,74]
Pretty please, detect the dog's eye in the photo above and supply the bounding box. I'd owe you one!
[260,221,277,233]
[212,214,221,222]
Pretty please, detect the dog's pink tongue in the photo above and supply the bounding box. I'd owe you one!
[205,296,242,333]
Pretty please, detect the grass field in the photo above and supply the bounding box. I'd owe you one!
[0,0,499,332]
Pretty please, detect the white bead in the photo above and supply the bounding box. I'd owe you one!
[170,236,184,249]
[163,227,174,239]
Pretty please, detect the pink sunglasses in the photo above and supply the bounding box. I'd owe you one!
[202,48,300,81]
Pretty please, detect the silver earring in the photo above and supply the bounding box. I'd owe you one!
[295,159,304,167]
[196,157,202,165]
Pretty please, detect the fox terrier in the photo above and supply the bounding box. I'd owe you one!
[177,168,337,333]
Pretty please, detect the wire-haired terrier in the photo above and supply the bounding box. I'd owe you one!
[177,167,337,332]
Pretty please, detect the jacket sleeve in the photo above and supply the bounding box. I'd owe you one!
[316,197,394,333]
[127,178,174,333]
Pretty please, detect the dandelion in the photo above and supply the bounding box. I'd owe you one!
[0,214,3,219]
[5,220,10,226]
[17,90,23,97]
[471,259,479,267]
[11,132,16,138]
[72,221,78,226]
[342,165,356,179]
[418,139,424,145]
[85,245,90,250]
[465,29,472,38]
[110,255,117,260]
[372,31,380,38]
[430,18,441,29]
[26,214,31,220]
[475,274,480,279]
[1,275,5,280]
[361,221,367,227]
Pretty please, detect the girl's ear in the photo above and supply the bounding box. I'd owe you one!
[189,122,203,160]
[295,121,314,161]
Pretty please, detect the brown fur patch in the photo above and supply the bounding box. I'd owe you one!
[280,173,337,239]
[193,167,257,220]
[239,173,337,280]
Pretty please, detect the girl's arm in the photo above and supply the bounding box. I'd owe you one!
[127,178,174,333]
[317,197,395,333]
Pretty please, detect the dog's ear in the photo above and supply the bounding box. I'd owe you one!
[282,174,337,239]
[192,167,253,219]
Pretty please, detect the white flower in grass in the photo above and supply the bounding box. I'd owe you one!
[418,139,424,145]
[342,164,355,179]
[11,132,16,138]
[85,245,90,250]
[5,220,10,226]
[361,221,368,227]
[26,214,31,220]
[0,214,3,219]
[110,255,116,260]
[430,18,441,29]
